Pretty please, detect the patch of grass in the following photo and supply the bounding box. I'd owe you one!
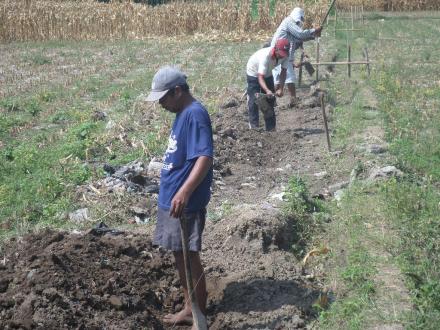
[319,247,377,330]
[317,12,440,330]
[283,176,325,255]
[207,200,233,223]
[28,53,52,65]
[381,178,440,328]
[0,38,261,238]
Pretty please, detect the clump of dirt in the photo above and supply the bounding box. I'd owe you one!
[0,229,178,330]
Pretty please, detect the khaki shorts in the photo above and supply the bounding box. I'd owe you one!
[153,208,206,252]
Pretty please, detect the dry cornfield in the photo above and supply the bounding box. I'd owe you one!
[0,0,329,42]
[336,0,440,10]
[1,0,438,42]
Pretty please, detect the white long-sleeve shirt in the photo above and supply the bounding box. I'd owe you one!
[270,16,316,61]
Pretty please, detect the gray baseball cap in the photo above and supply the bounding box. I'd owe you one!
[146,66,187,101]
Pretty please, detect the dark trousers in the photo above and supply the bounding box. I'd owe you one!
[246,75,276,131]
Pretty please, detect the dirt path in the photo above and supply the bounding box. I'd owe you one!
[0,85,335,329]
[203,88,332,328]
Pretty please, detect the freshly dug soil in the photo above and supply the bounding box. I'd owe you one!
[1,86,340,329]
[0,229,177,330]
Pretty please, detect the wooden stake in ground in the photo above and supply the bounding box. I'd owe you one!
[298,52,304,87]
[180,215,208,330]
[315,38,320,82]
[347,44,351,78]
[320,92,331,152]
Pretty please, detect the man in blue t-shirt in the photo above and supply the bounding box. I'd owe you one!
[146,66,213,326]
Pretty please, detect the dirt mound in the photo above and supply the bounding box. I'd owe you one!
[0,229,178,330]
[203,204,322,329]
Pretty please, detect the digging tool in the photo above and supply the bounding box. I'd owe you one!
[321,0,337,27]
[255,93,275,119]
[179,214,208,330]
[302,58,315,76]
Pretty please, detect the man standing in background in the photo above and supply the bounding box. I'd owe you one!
[271,7,322,106]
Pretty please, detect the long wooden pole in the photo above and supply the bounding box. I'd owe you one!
[321,0,337,27]
[348,44,351,78]
[320,93,331,152]
[298,52,304,87]
[364,47,371,76]
[310,61,370,65]
[180,215,208,330]
[315,38,320,82]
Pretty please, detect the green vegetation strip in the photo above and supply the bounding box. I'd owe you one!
[0,39,259,241]
[313,11,440,329]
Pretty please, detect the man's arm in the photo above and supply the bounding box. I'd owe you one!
[285,18,322,40]
[258,73,273,95]
[170,156,213,218]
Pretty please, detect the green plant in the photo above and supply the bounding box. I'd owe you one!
[31,53,51,65]
[26,99,43,116]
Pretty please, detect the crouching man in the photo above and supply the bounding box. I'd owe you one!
[246,38,290,131]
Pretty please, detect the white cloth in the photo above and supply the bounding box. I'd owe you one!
[246,47,288,78]
[290,7,304,25]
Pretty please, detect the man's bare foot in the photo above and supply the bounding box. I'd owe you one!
[288,97,298,108]
[163,309,193,326]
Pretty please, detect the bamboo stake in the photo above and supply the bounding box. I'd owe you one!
[347,44,351,78]
[350,6,354,40]
[361,5,364,25]
[363,47,370,76]
[320,93,331,152]
[310,61,370,65]
[315,38,320,82]
[298,52,304,87]
[335,28,363,31]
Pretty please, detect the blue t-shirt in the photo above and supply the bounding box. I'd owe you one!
[158,100,213,212]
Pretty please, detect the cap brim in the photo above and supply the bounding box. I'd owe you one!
[145,89,169,102]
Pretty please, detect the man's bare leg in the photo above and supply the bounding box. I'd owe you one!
[287,83,297,107]
[163,251,207,325]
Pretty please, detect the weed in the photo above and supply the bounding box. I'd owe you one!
[0,99,21,112]
[283,176,325,255]
[208,200,233,223]
[30,54,51,65]
[26,99,42,116]
[38,90,56,103]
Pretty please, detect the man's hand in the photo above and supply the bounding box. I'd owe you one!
[169,156,212,219]
[170,189,189,218]
[275,89,284,97]
[314,26,323,37]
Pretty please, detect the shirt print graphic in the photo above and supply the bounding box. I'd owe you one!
[163,133,177,171]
